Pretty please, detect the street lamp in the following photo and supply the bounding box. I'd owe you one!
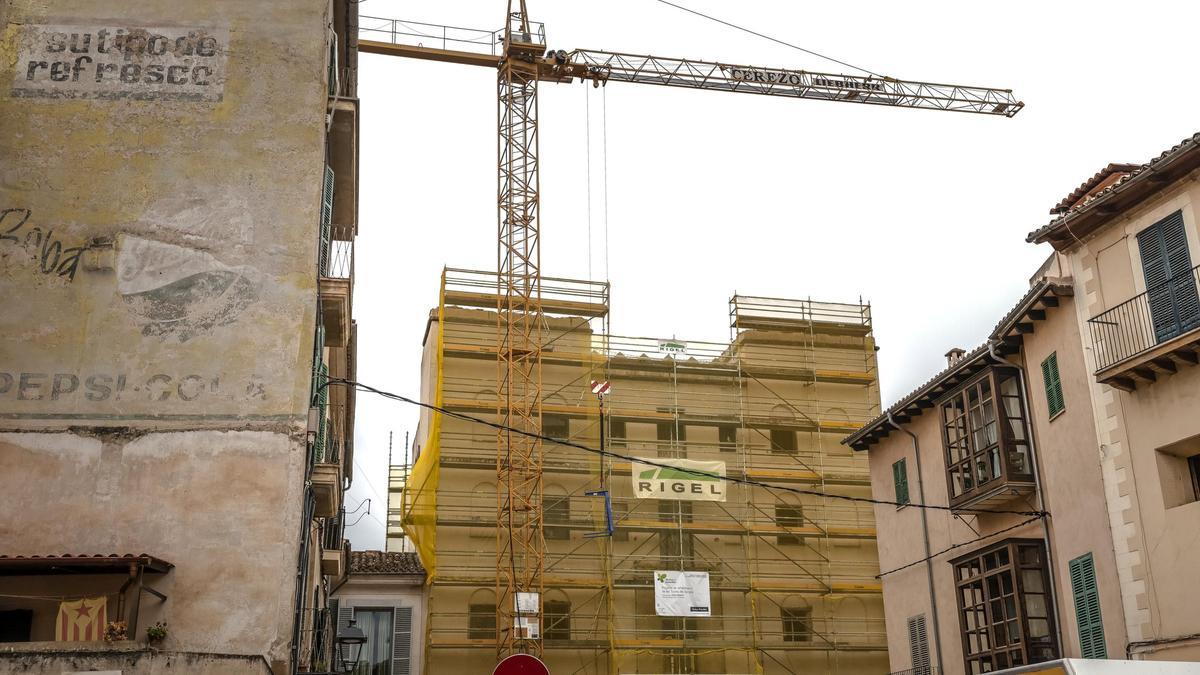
[335,618,367,673]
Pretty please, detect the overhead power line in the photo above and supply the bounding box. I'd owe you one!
[876,514,1047,579]
[321,378,1048,519]
[652,0,885,78]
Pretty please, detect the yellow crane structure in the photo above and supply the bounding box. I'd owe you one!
[359,1,1022,665]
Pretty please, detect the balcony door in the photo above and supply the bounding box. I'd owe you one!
[1137,210,1200,343]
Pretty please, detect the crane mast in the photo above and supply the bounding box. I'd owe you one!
[495,0,546,661]
[357,5,1023,666]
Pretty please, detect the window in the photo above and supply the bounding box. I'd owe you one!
[544,599,571,641]
[468,603,496,640]
[1191,455,1200,502]
[610,418,627,448]
[952,540,1058,673]
[1154,435,1200,509]
[1068,553,1106,659]
[893,458,910,505]
[353,608,393,675]
[908,614,930,672]
[544,494,571,540]
[941,368,1033,509]
[770,428,797,454]
[781,606,813,642]
[1041,352,1065,418]
[0,610,32,642]
[543,414,569,440]
[659,501,694,563]
[775,504,805,546]
[719,424,738,452]
[1136,210,1200,343]
[657,420,685,446]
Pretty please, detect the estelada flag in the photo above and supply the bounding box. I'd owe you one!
[56,596,107,641]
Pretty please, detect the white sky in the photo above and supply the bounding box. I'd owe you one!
[345,0,1200,547]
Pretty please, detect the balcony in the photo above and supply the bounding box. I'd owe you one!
[1088,264,1200,391]
[320,511,347,577]
[319,223,354,348]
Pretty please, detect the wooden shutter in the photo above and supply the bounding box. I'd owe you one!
[907,614,930,670]
[319,165,334,275]
[392,606,413,675]
[893,458,909,505]
[1040,352,1065,417]
[1069,553,1106,659]
[1138,211,1199,342]
[1162,212,1200,333]
[314,361,329,462]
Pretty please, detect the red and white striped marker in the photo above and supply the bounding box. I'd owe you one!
[590,379,610,397]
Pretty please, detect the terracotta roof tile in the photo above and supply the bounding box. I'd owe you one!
[1028,132,1200,243]
[349,550,425,576]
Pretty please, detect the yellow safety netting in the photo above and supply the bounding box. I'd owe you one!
[401,285,446,580]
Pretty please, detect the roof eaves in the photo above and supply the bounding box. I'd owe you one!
[1027,132,1200,245]
[844,282,1072,452]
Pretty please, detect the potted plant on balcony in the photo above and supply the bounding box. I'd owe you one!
[146,621,168,646]
[103,620,127,642]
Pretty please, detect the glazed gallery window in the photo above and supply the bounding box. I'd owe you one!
[941,368,1033,508]
[952,540,1058,673]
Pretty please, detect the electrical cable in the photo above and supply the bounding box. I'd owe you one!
[875,514,1046,579]
[652,0,884,78]
[320,378,1048,519]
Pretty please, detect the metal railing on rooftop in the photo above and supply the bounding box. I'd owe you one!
[1087,264,1200,371]
[358,16,546,55]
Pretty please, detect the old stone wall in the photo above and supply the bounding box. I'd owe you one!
[0,645,271,674]
[0,0,332,670]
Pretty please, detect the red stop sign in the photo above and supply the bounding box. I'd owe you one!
[493,654,550,675]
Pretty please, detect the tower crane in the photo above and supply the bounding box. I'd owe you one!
[358,1,1022,664]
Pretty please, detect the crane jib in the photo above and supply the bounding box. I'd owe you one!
[725,66,884,92]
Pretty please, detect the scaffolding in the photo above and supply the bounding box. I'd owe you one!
[391,268,887,674]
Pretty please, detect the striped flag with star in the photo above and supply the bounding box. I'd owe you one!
[56,596,107,641]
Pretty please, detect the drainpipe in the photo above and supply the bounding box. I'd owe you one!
[886,412,944,672]
[986,340,1065,656]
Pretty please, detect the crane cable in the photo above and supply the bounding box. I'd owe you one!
[652,0,885,78]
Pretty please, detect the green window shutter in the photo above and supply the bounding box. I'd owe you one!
[1069,552,1106,659]
[314,361,329,462]
[319,165,335,275]
[893,458,909,505]
[1041,352,1065,417]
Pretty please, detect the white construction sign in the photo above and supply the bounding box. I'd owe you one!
[654,571,711,617]
[633,458,726,502]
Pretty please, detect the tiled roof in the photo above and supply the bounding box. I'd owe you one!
[1028,132,1200,245]
[1049,163,1140,215]
[0,553,173,574]
[349,550,425,576]
[843,281,1072,451]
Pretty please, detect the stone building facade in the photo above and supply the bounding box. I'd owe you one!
[0,0,360,672]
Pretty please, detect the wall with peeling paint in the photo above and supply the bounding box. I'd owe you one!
[0,0,330,670]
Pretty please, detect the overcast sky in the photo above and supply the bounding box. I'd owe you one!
[344,0,1200,547]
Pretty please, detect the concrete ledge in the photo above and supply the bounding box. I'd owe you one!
[0,644,271,675]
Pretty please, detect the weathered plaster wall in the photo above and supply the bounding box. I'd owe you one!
[0,0,327,423]
[1017,294,1128,659]
[0,0,331,670]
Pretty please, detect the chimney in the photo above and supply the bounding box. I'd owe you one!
[945,347,967,367]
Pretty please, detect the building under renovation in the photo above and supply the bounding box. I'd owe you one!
[389,269,888,674]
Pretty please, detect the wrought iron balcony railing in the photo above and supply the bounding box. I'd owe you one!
[1088,264,1200,371]
[320,224,354,279]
